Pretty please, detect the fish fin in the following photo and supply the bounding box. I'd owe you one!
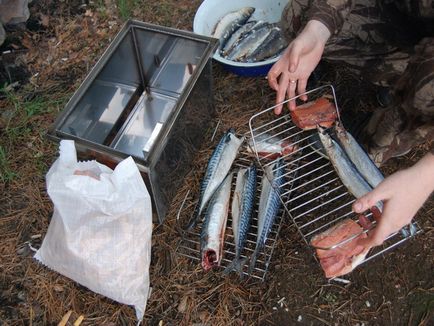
[223,256,248,276]
[185,205,201,231]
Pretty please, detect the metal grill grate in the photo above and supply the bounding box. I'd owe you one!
[248,85,422,277]
[177,138,298,281]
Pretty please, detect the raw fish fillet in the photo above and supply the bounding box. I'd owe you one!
[290,97,337,130]
[311,219,370,278]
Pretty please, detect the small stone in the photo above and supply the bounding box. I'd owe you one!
[297,315,302,322]
[285,308,289,312]
[272,307,277,311]
[17,291,26,301]
[16,245,30,256]
[198,311,209,323]
[177,295,189,313]
[53,285,63,292]
[365,301,371,308]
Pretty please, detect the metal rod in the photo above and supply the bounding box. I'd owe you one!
[286,177,339,204]
[304,210,354,237]
[290,184,345,212]
[296,196,353,225]
[285,163,332,193]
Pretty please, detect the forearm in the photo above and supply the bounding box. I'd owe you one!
[307,0,353,36]
[301,20,331,46]
[413,152,434,193]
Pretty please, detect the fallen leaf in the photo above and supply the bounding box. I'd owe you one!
[177,295,189,313]
[58,310,72,326]
[40,14,49,27]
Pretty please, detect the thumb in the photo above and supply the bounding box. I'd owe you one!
[353,187,388,213]
[357,213,393,249]
[357,231,384,248]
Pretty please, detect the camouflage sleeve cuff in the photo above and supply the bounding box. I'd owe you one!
[307,0,352,35]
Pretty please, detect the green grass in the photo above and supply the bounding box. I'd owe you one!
[0,145,16,183]
[0,87,68,181]
[117,0,141,20]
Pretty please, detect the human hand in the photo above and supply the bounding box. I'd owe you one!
[353,153,434,248]
[267,20,330,114]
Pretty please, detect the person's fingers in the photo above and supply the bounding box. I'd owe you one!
[357,235,381,248]
[358,206,397,248]
[370,206,382,222]
[353,186,389,213]
[364,220,391,247]
[267,67,279,91]
[297,78,308,101]
[287,79,297,111]
[274,72,290,115]
[358,214,372,230]
[288,42,301,73]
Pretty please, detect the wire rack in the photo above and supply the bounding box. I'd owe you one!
[177,135,299,281]
[248,84,422,277]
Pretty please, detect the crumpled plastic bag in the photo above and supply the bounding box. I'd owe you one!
[35,140,152,321]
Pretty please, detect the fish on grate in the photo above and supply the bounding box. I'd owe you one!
[334,122,384,188]
[248,158,285,274]
[225,163,257,275]
[186,129,244,230]
[201,172,234,271]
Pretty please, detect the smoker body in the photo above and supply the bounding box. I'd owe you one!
[48,20,218,223]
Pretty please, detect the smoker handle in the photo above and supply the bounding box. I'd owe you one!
[143,122,163,154]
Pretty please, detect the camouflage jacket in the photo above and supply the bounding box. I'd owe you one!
[308,0,434,35]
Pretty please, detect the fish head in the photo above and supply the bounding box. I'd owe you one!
[243,7,255,16]
[335,121,350,140]
[202,249,219,271]
[317,127,333,149]
[227,128,236,135]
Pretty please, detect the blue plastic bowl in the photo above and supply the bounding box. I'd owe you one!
[193,0,287,77]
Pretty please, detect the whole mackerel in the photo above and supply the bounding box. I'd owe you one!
[212,7,255,50]
[227,23,273,62]
[201,173,233,271]
[186,129,244,230]
[248,158,285,274]
[224,164,257,275]
[221,20,257,57]
[318,127,373,199]
[245,27,287,62]
[335,122,384,188]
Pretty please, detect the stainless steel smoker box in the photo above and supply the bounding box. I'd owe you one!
[47,20,219,223]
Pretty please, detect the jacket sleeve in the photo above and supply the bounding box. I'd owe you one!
[307,0,353,35]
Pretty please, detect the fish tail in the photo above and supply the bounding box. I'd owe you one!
[223,256,248,276]
[248,248,260,275]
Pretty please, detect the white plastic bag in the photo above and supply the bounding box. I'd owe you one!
[35,140,152,321]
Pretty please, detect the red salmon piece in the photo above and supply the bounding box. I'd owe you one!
[311,219,370,278]
[290,97,337,130]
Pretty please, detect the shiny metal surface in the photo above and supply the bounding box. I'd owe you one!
[48,20,219,223]
[111,92,176,159]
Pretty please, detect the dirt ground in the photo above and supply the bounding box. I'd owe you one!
[0,1,433,325]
